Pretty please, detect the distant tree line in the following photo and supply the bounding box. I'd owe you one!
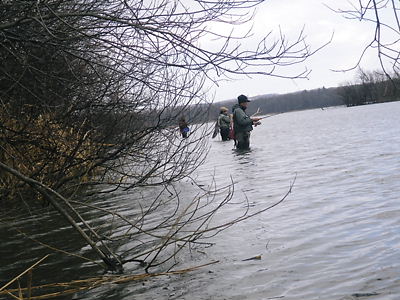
[205,70,400,121]
[250,87,344,114]
[205,86,345,121]
[338,68,400,107]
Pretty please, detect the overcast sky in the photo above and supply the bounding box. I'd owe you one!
[211,0,383,102]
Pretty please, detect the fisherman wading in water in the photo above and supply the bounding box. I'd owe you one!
[232,94,261,150]
[218,106,231,141]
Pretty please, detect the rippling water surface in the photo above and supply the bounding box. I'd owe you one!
[1,102,400,300]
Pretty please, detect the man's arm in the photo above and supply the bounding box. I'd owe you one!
[235,109,255,126]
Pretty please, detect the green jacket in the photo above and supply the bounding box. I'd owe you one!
[233,105,253,133]
[218,113,231,129]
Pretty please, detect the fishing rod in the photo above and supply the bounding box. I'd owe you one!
[251,109,283,127]
[257,112,284,120]
[251,107,283,120]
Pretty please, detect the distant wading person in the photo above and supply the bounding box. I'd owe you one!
[218,107,231,141]
[178,117,189,138]
[232,94,261,150]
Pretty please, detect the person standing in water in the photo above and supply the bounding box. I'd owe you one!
[178,116,189,138]
[218,106,231,141]
[232,94,261,150]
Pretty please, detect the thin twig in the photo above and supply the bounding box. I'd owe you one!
[0,254,50,292]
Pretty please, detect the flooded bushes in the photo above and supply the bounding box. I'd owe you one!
[0,107,103,203]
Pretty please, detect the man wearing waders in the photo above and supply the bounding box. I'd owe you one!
[232,94,261,150]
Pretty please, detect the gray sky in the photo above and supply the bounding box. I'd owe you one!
[211,0,383,102]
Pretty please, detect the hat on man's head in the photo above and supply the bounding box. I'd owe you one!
[238,94,250,103]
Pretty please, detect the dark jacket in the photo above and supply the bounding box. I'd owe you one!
[233,104,253,133]
[179,119,188,131]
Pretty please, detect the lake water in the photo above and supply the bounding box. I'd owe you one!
[1,101,400,300]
